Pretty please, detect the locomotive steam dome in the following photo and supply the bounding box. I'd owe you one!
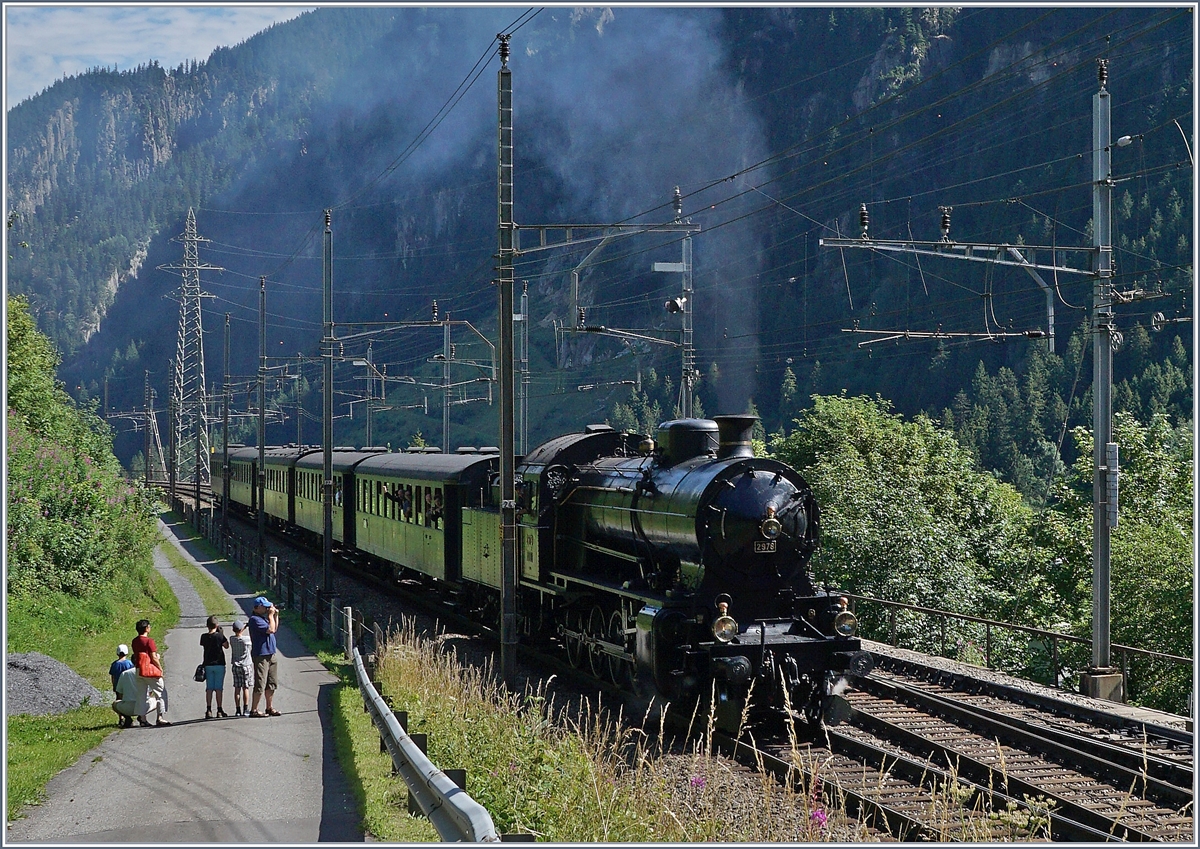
[655,418,718,465]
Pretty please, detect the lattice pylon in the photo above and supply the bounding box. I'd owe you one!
[160,208,221,486]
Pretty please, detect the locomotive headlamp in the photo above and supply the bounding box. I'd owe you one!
[713,601,738,643]
[761,506,782,540]
[833,610,858,637]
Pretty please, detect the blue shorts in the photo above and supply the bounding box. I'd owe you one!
[204,665,226,690]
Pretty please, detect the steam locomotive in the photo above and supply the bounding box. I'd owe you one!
[213,414,872,731]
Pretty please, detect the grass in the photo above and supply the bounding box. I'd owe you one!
[5,706,118,822]
[5,545,179,822]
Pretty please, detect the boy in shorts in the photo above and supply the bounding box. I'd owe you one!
[229,619,254,716]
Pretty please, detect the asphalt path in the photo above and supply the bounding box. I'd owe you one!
[6,515,362,844]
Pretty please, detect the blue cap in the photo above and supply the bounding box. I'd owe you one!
[253,596,270,608]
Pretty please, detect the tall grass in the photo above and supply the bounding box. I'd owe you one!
[371,618,1061,842]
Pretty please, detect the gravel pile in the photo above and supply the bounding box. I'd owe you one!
[6,653,107,716]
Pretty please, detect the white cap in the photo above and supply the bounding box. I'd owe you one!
[118,644,130,656]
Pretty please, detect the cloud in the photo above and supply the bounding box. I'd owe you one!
[4,5,315,106]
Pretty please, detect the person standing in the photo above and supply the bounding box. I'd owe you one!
[248,596,280,717]
[131,619,170,727]
[228,620,253,716]
[108,645,133,695]
[199,615,230,718]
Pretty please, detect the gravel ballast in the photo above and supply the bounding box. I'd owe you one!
[6,653,107,716]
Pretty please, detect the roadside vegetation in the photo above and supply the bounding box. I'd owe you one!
[5,295,176,821]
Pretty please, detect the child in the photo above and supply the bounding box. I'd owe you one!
[109,644,133,696]
[228,620,254,717]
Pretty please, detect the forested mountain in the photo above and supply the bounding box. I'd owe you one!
[5,7,1192,481]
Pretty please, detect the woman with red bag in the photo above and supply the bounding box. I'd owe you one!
[131,619,170,727]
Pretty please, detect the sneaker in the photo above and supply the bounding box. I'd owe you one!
[205,709,213,720]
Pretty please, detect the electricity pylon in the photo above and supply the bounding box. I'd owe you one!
[159,208,221,488]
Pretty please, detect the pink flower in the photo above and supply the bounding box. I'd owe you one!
[689,775,706,789]
[811,808,827,829]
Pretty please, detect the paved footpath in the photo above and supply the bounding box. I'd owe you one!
[7,516,363,844]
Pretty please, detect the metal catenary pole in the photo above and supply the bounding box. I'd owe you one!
[222,314,230,534]
[496,34,518,686]
[1089,58,1118,683]
[322,211,335,592]
[258,275,267,569]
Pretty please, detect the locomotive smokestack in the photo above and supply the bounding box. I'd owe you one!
[714,414,757,459]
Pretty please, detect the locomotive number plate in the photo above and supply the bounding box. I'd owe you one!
[754,540,777,553]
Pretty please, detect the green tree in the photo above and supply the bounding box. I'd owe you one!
[771,394,1042,656]
[6,296,157,597]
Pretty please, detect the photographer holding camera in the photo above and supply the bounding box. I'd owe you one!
[247,596,281,717]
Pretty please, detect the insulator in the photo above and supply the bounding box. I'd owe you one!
[498,35,510,65]
[1097,58,1108,89]
[450,344,456,359]
[432,300,438,321]
[939,205,952,242]
[859,204,869,239]
[578,306,586,325]
[673,186,683,221]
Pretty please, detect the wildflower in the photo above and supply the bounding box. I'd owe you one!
[811,808,828,829]
[689,775,706,789]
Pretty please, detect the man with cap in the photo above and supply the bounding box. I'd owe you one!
[247,596,281,717]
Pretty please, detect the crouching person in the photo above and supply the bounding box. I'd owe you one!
[112,666,139,728]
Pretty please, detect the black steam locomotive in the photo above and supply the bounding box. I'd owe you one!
[214,414,872,731]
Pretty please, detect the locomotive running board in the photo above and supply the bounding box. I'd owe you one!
[548,571,660,604]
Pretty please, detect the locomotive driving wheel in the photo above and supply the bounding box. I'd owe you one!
[564,610,585,669]
[587,606,607,679]
[607,609,630,687]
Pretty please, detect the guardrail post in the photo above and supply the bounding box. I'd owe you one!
[343,606,354,658]
[407,733,429,815]
[1052,636,1060,687]
[888,607,897,646]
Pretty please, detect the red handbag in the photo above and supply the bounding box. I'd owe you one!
[135,652,163,678]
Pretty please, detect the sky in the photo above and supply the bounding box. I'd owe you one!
[4,3,316,106]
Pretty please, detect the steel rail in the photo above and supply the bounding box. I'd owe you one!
[846,706,1161,841]
[873,653,1193,746]
[856,673,1193,808]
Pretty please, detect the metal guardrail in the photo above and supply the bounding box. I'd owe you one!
[352,647,499,842]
